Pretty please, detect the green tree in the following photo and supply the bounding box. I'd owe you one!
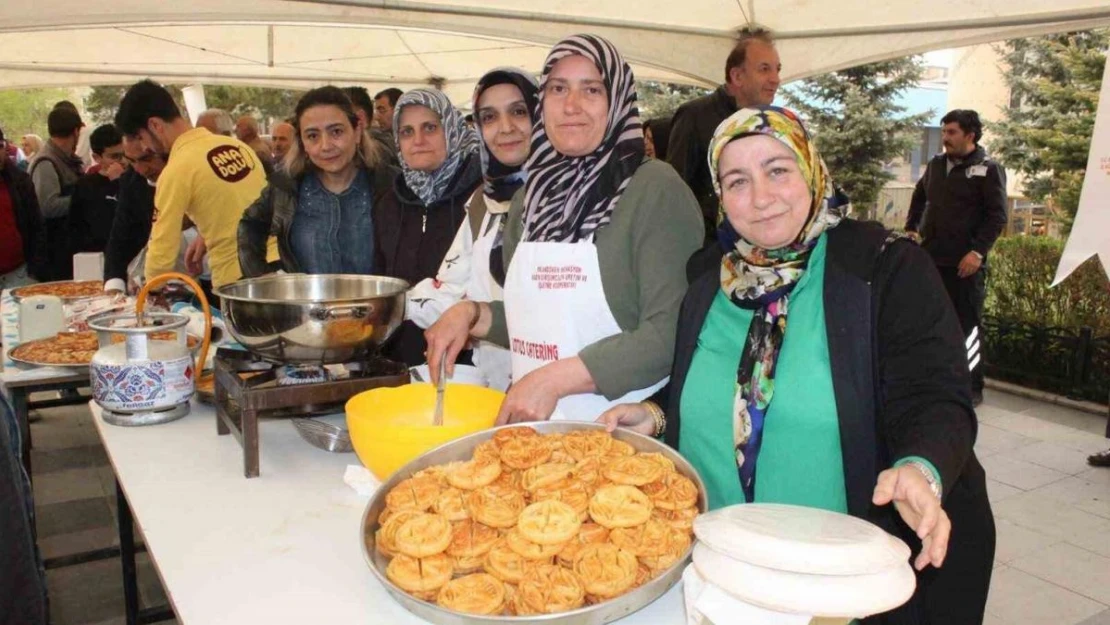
[0,88,72,138]
[84,84,303,127]
[783,57,931,218]
[992,30,1108,232]
[635,81,710,121]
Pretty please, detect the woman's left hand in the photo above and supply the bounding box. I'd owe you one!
[496,367,560,425]
[872,466,951,571]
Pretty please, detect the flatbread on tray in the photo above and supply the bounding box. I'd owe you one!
[11,281,103,301]
[9,331,200,367]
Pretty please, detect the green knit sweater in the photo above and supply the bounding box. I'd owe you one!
[486,159,704,398]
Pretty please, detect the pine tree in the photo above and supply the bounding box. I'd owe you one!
[635,81,710,121]
[783,57,930,218]
[992,30,1108,232]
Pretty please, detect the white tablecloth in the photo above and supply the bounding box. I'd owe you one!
[91,399,688,625]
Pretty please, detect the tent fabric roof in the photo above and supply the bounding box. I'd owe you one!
[2,1,1109,102]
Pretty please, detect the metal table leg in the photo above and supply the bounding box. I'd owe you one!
[116,480,175,625]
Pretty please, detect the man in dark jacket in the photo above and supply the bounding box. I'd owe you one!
[103,136,164,295]
[68,124,126,254]
[0,394,47,625]
[0,128,46,288]
[905,109,1008,405]
[667,28,781,243]
[29,106,85,281]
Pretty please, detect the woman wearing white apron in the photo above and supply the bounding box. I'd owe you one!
[406,68,540,392]
[426,35,703,423]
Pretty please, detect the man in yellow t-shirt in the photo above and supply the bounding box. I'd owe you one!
[115,80,266,288]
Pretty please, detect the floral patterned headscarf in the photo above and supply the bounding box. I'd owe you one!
[707,106,849,502]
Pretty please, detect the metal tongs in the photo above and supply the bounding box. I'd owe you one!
[432,355,446,426]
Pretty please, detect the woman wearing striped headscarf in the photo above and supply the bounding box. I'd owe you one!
[425,35,703,423]
[600,106,994,623]
[381,88,483,366]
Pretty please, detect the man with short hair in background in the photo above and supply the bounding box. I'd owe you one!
[270,121,295,166]
[234,114,274,174]
[103,136,164,296]
[667,28,781,243]
[345,86,398,160]
[196,108,234,136]
[68,124,126,254]
[374,88,403,131]
[114,79,266,290]
[29,106,86,280]
[906,109,1008,406]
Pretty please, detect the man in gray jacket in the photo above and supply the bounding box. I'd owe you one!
[29,106,85,280]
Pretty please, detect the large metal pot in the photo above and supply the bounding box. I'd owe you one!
[214,274,408,364]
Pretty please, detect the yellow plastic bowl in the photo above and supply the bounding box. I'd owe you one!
[346,383,504,480]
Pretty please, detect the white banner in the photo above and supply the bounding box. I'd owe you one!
[1052,56,1110,287]
[181,84,207,127]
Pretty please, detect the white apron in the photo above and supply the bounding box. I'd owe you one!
[504,241,666,421]
[468,212,512,392]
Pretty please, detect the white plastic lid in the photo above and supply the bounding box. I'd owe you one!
[692,542,916,617]
[693,503,911,575]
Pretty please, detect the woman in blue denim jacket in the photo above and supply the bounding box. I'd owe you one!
[237,86,401,277]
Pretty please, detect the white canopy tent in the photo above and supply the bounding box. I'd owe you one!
[2,1,1109,103]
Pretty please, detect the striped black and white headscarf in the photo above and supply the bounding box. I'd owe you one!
[393,88,481,206]
[522,34,644,243]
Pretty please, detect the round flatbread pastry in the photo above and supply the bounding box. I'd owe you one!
[562,431,613,461]
[638,452,677,474]
[473,440,501,463]
[518,563,586,614]
[639,527,692,572]
[437,573,506,615]
[606,439,636,457]
[652,505,699,532]
[493,426,539,448]
[433,487,470,522]
[483,538,534,584]
[641,472,698,511]
[452,554,485,576]
[588,485,654,529]
[505,527,566,560]
[602,455,665,486]
[499,436,553,470]
[447,458,502,490]
[445,519,501,558]
[517,500,582,545]
[386,553,453,593]
[466,485,526,528]
[557,522,609,568]
[531,479,591,521]
[522,462,575,492]
[386,476,441,512]
[608,518,673,557]
[572,543,638,598]
[393,512,452,558]
[376,510,424,557]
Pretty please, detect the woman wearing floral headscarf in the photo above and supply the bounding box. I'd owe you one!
[407,68,539,391]
[425,35,703,422]
[382,88,483,366]
[601,106,995,624]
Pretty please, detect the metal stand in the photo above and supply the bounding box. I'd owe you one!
[117,480,175,625]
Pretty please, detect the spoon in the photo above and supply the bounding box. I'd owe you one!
[432,355,446,426]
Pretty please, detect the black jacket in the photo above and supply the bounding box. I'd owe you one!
[0,162,46,280]
[382,154,482,366]
[103,170,154,284]
[68,173,119,253]
[905,147,1008,267]
[668,220,994,625]
[666,85,737,243]
[237,164,401,278]
[0,396,46,625]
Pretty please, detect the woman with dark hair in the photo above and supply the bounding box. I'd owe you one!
[643,117,671,161]
[407,68,539,390]
[600,106,995,624]
[424,35,702,422]
[237,86,399,277]
[382,88,483,366]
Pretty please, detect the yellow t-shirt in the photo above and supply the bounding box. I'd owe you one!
[148,128,266,288]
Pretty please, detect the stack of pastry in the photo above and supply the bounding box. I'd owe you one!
[377,427,699,616]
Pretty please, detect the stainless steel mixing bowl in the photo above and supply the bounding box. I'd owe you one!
[214,274,408,364]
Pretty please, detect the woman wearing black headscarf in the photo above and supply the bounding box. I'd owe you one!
[426,35,703,423]
[408,68,539,391]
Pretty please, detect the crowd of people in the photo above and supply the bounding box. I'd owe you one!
[0,27,1025,625]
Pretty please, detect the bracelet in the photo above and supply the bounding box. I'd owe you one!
[641,401,666,438]
[906,461,942,501]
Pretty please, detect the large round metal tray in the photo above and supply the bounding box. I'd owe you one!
[360,421,708,625]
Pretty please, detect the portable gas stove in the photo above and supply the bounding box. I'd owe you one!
[213,347,409,477]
